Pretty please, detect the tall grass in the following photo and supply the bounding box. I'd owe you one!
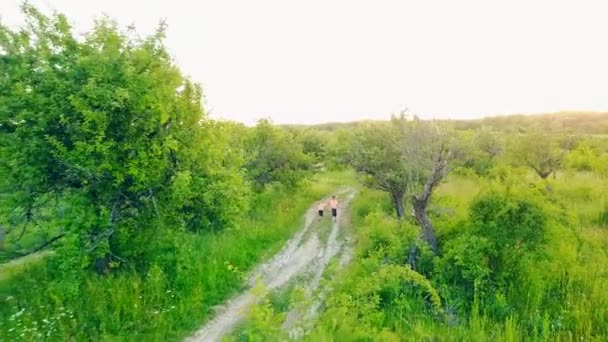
[0,171,354,341]
[309,170,608,341]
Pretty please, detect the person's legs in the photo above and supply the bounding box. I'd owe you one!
[332,208,337,222]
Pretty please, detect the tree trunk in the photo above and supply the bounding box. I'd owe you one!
[411,147,451,255]
[391,191,405,218]
[412,196,439,255]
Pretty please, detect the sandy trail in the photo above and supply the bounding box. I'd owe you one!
[186,189,355,342]
[282,192,356,338]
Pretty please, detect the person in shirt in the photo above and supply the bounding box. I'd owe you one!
[329,195,339,223]
[317,200,325,218]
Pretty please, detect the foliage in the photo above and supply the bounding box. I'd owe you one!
[0,172,347,340]
[349,115,453,220]
[565,140,608,175]
[453,128,504,176]
[2,5,608,342]
[244,119,312,190]
[291,127,330,164]
[451,111,608,135]
[0,5,335,341]
[437,191,548,317]
[349,120,412,217]
[312,171,608,340]
[0,5,248,272]
[509,131,564,179]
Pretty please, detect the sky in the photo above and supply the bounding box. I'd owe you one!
[1,1,607,125]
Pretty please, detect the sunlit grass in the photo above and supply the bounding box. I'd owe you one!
[0,171,356,341]
[306,169,608,341]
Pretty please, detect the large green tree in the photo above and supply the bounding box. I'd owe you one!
[350,115,453,254]
[0,5,247,270]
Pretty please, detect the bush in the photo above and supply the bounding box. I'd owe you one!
[437,191,547,318]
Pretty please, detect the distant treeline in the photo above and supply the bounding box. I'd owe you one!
[287,112,608,135]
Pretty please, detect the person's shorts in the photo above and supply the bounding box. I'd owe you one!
[318,210,324,217]
[332,208,337,217]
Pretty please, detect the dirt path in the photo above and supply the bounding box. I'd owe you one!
[186,188,356,342]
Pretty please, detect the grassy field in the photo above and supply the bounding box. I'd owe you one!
[0,171,355,341]
[303,169,608,340]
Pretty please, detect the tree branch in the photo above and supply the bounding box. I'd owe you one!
[12,233,65,258]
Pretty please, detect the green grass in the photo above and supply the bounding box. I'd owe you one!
[0,251,52,282]
[4,167,606,341]
[305,169,608,341]
[0,170,356,341]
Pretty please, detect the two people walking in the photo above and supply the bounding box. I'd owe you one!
[317,195,339,223]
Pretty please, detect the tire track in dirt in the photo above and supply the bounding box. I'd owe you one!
[185,188,355,342]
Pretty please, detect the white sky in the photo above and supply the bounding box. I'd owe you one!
[1,1,607,125]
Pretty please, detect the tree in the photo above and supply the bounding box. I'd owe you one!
[476,127,503,159]
[350,122,411,218]
[244,119,312,190]
[325,128,356,169]
[398,118,453,255]
[298,129,330,165]
[512,131,564,179]
[350,115,454,255]
[437,191,547,315]
[0,5,248,270]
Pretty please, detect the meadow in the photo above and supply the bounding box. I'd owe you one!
[2,5,608,341]
[304,168,608,341]
[0,172,350,340]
